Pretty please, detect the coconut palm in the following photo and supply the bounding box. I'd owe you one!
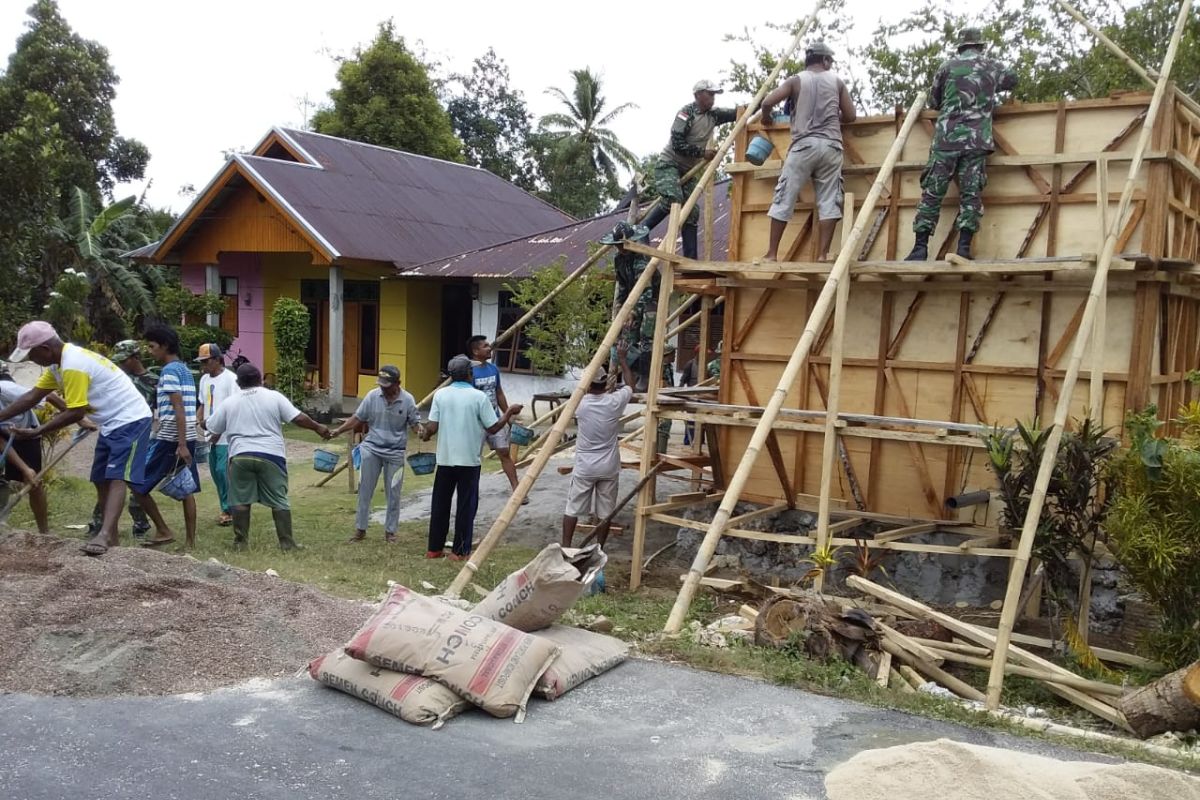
[539,68,639,190]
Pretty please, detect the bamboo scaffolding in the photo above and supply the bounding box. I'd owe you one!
[985,0,1193,711]
[664,93,927,633]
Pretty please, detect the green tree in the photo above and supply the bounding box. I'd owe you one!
[311,20,462,161]
[527,132,611,218]
[446,48,538,189]
[539,68,638,191]
[0,0,148,202]
[506,257,613,376]
[271,298,311,405]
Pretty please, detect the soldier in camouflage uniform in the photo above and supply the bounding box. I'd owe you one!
[906,28,1018,261]
[637,80,737,260]
[602,222,658,391]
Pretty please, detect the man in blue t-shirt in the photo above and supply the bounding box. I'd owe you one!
[467,335,523,500]
[134,325,201,550]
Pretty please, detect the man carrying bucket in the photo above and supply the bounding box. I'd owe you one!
[331,365,421,544]
[205,363,332,550]
[421,355,523,560]
[758,41,856,263]
[466,336,525,503]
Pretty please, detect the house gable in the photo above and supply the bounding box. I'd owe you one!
[177,177,327,265]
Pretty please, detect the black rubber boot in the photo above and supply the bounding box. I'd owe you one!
[956,229,974,260]
[272,509,299,551]
[232,507,251,549]
[640,202,668,233]
[905,232,930,261]
[681,223,699,260]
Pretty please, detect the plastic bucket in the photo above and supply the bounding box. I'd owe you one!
[159,465,197,501]
[509,423,535,446]
[351,445,362,471]
[409,452,436,475]
[746,135,774,166]
[313,448,340,473]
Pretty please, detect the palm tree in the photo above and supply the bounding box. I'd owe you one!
[539,68,638,190]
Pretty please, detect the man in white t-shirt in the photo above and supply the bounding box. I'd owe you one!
[204,364,332,550]
[0,321,151,557]
[195,343,239,527]
[561,342,635,548]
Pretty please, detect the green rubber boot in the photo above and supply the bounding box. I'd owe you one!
[272,509,299,551]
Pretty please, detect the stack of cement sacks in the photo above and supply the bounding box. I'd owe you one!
[309,544,630,728]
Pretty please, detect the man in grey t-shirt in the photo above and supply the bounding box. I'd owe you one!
[332,365,421,543]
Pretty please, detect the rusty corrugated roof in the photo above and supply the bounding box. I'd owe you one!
[398,179,732,280]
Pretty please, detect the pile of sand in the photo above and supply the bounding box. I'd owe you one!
[0,530,370,697]
[825,738,1200,800]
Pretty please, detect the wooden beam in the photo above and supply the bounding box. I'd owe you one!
[730,360,795,506]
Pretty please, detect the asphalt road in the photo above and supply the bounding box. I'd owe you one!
[0,659,1110,800]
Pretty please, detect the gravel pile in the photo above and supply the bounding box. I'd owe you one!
[0,530,371,697]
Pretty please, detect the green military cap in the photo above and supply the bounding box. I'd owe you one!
[110,339,142,363]
[957,27,986,49]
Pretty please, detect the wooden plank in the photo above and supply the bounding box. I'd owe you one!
[883,368,943,515]
[730,360,794,505]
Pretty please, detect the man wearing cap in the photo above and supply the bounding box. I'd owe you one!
[0,322,152,556]
[420,355,523,560]
[603,221,658,391]
[330,365,421,543]
[906,27,1017,262]
[759,41,857,263]
[562,342,635,549]
[195,343,238,527]
[204,363,333,550]
[636,80,738,260]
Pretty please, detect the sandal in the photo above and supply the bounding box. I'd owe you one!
[384,533,397,544]
[216,514,233,527]
[79,541,109,557]
[141,536,175,548]
[347,532,367,543]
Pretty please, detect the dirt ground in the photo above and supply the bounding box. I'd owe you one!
[0,530,371,697]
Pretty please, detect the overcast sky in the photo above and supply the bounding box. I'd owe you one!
[0,0,985,211]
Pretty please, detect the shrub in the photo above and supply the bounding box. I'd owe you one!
[1106,404,1200,668]
[505,256,613,377]
[271,297,309,405]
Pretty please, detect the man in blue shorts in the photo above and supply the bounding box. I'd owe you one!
[0,321,152,556]
[134,325,201,550]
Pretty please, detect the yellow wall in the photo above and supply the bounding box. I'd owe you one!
[403,281,442,400]
[260,253,325,379]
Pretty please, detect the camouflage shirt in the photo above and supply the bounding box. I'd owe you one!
[930,50,1018,153]
[661,102,738,170]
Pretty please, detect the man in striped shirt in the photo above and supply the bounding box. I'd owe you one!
[134,325,201,549]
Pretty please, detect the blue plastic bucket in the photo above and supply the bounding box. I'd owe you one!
[509,423,535,446]
[746,135,774,166]
[313,448,340,473]
[159,465,198,501]
[351,445,362,471]
[409,452,436,475]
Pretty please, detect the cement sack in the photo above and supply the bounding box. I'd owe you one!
[344,585,559,720]
[531,624,630,700]
[474,543,607,632]
[308,649,468,729]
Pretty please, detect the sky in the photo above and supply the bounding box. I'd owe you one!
[0,0,985,212]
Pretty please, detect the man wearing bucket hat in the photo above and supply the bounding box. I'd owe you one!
[132,324,202,551]
[603,221,659,391]
[205,363,332,550]
[758,41,857,263]
[562,341,636,549]
[632,80,737,260]
[331,364,421,543]
[466,336,523,501]
[905,27,1017,262]
[195,343,238,527]
[0,321,152,557]
[420,355,523,560]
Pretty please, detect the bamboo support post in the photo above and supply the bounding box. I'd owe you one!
[985,0,1192,712]
[630,207,681,588]
[1054,0,1200,120]
[1089,158,1108,423]
[813,194,854,592]
[665,93,926,633]
[666,296,726,341]
[447,3,824,598]
[693,294,713,456]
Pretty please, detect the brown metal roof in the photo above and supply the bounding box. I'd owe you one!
[398,179,732,280]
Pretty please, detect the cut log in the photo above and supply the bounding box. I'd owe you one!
[1118,660,1200,738]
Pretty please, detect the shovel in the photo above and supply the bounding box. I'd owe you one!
[0,427,93,525]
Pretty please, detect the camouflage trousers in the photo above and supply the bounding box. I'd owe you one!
[652,158,700,226]
[617,291,657,380]
[912,150,989,234]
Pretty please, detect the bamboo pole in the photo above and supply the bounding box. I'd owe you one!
[985,0,1193,712]
[631,206,680,589]
[1089,158,1109,422]
[446,4,824,598]
[1054,0,1200,120]
[693,294,713,455]
[666,296,726,340]
[664,94,926,633]
[813,194,854,592]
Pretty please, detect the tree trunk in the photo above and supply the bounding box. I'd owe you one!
[1117,660,1200,738]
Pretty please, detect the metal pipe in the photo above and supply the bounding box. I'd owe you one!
[945,490,991,510]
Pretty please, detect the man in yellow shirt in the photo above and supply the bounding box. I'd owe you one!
[0,322,152,556]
